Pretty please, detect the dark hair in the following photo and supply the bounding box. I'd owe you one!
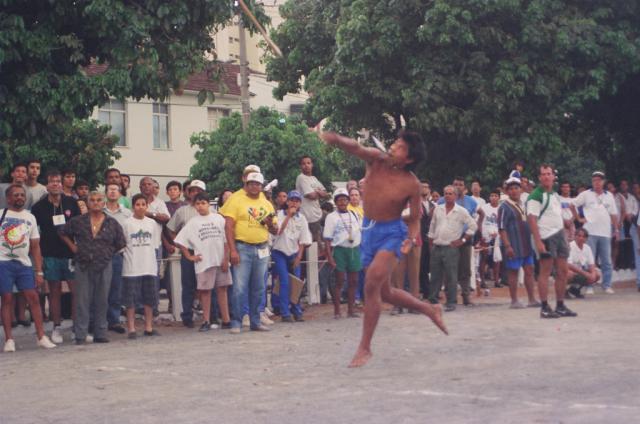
[11,163,27,173]
[46,169,62,181]
[217,188,233,207]
[299,155,312,165]
[104,182,121,192]
[27,159,41,167]
[120,173,130,181]
[538,163,554,174]
[166,180,182,191]
[471,178,481,185]
[183,179,191,189]
[193,192,210,203]
[5,183,25,198]
[131,193,147,206]
[513,160,524,168]
[397,130,425,171]
[453,176,465,183]
[75,180,89,189]
[320,201,334,213]
[490,189,501,197]
[104,168,121,178]
[576,227,589,238]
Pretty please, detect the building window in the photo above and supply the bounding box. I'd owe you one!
[229,36,234,43]
[152,103,169,149]
[208,107,230,131]
[98,99,126,146]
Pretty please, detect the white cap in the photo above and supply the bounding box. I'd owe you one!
[505,177,521,186]
[243,165,261,175]
[189,180,206,191]
[246,172,265,185]
[333,188,349,200]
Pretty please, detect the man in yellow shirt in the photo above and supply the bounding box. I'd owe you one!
[220,172,277,333]
[347,187,364,218]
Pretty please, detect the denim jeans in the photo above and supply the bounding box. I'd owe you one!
[230,242,269,329]
[271,250,302,318]
[180,254,197,323]
[107,253,124,326]
[630,224,640,287]
[587,235,612,289]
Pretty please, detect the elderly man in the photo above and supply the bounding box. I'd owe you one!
[220,172,277,333]
[1,184,57,352]
[166,180,206,327]
[571,171,619,294]
[296,156,330,241]
[428,185,478,311]
[60,191,126,344]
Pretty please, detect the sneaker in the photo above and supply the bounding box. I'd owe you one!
[93,337,110,343]
[540,306,560,319]
[51,326,63,344]
[230,327,241,334]
[444,304,456,312]
[143,330,160,336]
[108,324,126,334]
[210,323,220,330]
[73,333,94,343]
[242,315,250,327]
[585,287,595,295]
[604,287,615,294]
[250,324,271,332]
[3,339,16,353]
[569,287,585,299]
[183,320,194,329]
[294,315,305,322]
[37,335,56,349]
[199,322,211,332]
[556,305,577,317]
[264,307,275,318]
[260,312,274,325]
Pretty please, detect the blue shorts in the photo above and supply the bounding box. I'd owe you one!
[360,217,408,268]
[0,260,36,295]
[505,255,535,271]
[44,257,75,281]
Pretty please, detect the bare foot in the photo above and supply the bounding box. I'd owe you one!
[423,303,448,335]
[348,348,373,368]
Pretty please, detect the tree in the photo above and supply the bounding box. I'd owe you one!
[266,1,640,188]
[190,107,359,195]
[0,0,267,182]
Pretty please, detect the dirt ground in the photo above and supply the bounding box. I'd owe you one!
[1,284,639,424]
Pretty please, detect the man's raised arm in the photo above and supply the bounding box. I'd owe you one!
[320,132,386,163]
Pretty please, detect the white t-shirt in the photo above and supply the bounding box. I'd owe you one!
[526,189,564,240]
[559,195,574,221]
[26,183,48,207]
[621,193,638,218]
[122,216,158,277]
[295,173,325,224]
[272,210,312,256]
[480,203,499,240]
[323,210,361,248]
[174,213,227,274]
[0,209,39,266]
[472,195,486,209]
[147,197,170,248]
[572,190,618,238]
[568,241,595,270]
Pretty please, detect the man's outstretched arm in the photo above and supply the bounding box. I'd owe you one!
[320,131,386,163]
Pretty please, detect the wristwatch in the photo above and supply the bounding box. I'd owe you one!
[461,236,468,243]
[36,271,44,276]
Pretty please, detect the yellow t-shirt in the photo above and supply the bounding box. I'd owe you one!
[220,190,276,244]
[348,204,364,219]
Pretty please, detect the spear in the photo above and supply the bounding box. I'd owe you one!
[237,0,283,58]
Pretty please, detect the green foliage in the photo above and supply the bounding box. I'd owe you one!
[266,0,640,188]
[0,0,268,182]
[190,107,359,195]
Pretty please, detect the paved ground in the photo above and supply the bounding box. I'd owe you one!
[2,286,639,424]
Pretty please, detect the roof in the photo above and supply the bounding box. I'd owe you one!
[84,62,241,96]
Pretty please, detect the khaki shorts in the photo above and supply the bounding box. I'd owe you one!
[540,230,570,259]
[196,266,232,290]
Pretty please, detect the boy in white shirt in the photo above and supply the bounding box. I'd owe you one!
[175,192,230,332]
[324,188,362,319]
[122,194,159,338]
[567,228,600,297]
[478,190,501,290]
[271,191,312,322]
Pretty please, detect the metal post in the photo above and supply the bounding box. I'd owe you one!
[306,242,320,304]
[238,17,250,130]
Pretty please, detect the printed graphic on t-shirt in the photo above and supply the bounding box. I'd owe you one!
[130,229,153,247]
[1,218,30,258]
[197,221,225,241]
[247,206,269,227]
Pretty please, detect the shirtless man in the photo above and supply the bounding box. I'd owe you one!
[321,130,447,367]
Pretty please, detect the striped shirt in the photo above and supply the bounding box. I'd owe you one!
[498,200,533,258]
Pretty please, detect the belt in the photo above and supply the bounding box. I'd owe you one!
[236,240,268,247]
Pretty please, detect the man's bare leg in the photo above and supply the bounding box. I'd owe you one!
[333,271,345,318]
[24,290,45,339]
[347,272,358,317]
[1,293,14,341]
[523,265,538,304]
[554,258,568,302]
[349,251,447,368]
[507,270,519,304]
[537,258,553,302]
[49,281,63,326]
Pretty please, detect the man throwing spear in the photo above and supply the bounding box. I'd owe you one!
[320,130,447,367]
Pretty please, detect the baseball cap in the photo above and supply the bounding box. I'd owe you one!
[287,190,302,200]
[243,165,261,175]
[189,179,206,191]
[333,188,349,200]
[246,172,265,185]
[592,171,606,179]
[505,177,521,186]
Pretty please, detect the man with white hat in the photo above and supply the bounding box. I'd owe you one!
[220,172,278,333]
[166,179,207,326]
[571,171,620,293]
